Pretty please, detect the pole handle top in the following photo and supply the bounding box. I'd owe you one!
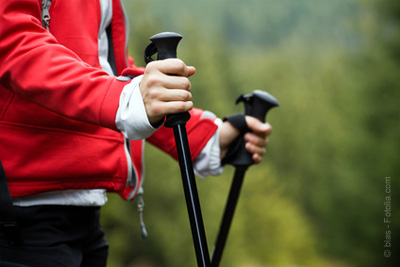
[144,32,183,63]
[236,90,279,123]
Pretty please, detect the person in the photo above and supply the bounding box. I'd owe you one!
[0,1,272,266]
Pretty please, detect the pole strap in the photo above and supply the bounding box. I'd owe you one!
[221,114,253,167]
[223,114,249,133]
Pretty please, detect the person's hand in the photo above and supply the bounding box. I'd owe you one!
[140,59,195,126]
[219,116,272,164]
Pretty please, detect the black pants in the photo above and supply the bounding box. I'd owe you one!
[0,206,108,267]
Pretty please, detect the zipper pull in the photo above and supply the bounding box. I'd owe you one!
[136,191,148,239]
[41,0,51,30]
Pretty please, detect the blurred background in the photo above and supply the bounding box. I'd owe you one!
[101,0,399,266]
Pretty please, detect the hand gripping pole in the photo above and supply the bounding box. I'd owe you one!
[211,90,279,267]
[145,32,211,267]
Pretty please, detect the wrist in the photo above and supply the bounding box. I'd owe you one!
[219,121,240,158]
[115,75,160,140]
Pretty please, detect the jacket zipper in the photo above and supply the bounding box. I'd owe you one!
[41,0,51,30]
[124,137,137,196]
[119,0,131,68]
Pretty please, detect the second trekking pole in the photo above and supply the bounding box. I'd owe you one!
[144,32,211,267]
[211,90,279,267]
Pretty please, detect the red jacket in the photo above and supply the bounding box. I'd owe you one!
[0,0,218,200]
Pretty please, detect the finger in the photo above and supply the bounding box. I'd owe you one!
[144,98,193,126]
[141,72,192,93]
[163,76,192,91]
[150,58,192,77]
[157,89,192,102]
[245,142,266,157]
[245,142,265,165]
[143,86,192,102]
[151,100,193,116]
[245,116,272,136]
[244,132,268,147]
[143,88,192,110]
[187,66,196,77]
[252,153,263,164]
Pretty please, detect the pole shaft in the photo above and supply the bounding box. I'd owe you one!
[173,124,211,267]
[211,166,247,267]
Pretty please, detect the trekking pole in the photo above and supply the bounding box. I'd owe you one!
[211,90,279,267]
[144,32,211,267]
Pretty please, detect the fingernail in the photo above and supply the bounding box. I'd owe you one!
[259,123,269,131]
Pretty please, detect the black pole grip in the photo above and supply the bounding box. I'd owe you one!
[223,90,279,167]
[144,32,191,127]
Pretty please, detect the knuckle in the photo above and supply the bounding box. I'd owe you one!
[186,91,192,101]
[180,78,191,90]
[145,61,157,72]
[176,101,192,112]
[187,101,194,110]
[263,139,268,145]
[179,90,192,101]
[146,88,160,100]
[176,102,187,112]
[149,103,162,116]
[176,59,186,70]
[246,142,255,153]
[145,74,159,87]
[174,59,187,74]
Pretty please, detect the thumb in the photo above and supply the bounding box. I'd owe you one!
[187,66,196,77]
[245,116,272,136]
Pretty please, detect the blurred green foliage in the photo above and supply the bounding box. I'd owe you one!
[101,0,399,266]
